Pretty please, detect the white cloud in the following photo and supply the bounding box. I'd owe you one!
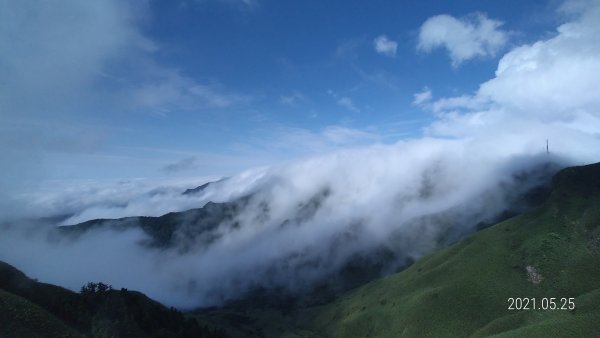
[374,35,398,57]
[477,10,600,117]
[417,13,508,67]
[428,1,600,133]
[422,0,600,165]
[413,87,433,106]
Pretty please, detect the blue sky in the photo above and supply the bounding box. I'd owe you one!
[0,0,580,188]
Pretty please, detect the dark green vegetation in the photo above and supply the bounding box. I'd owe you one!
[193,163,600,337]
[0,261,227,338]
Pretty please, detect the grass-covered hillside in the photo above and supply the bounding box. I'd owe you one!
[300,163,600,337]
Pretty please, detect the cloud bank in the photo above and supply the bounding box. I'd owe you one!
[417,12,508,67]
[1,0,600,310]
[0,144,567,308]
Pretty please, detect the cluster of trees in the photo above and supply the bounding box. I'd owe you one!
[76,281,228,337]
[80,281,113,295]
[79,282,113,295]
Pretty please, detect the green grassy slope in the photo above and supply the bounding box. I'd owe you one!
[304,163,600,337]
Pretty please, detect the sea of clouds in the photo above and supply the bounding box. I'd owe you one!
[1,0,600,308]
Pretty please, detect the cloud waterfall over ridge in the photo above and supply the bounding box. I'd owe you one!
[0,140,569,308]
[1,0,600,308]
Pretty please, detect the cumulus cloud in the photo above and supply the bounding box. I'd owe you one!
[427,0,600,145]
[374,35,398,57]
[417,12,508,67]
